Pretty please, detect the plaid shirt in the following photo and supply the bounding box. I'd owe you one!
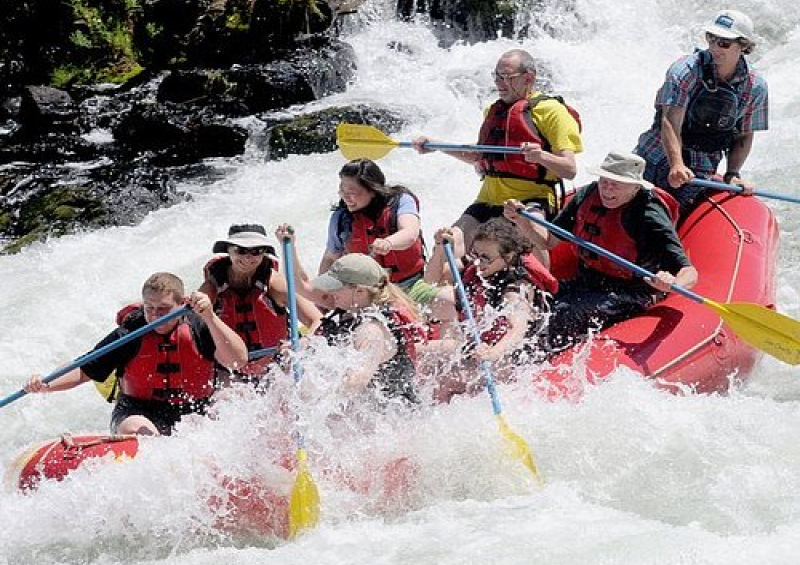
[635,49,768,179]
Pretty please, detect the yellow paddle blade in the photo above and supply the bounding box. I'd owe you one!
[288,448,320,538]
[497,415,543,485]
[336,123,399,161]
[704,299,800,365]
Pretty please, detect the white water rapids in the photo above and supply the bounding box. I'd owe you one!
[1,1,800,563]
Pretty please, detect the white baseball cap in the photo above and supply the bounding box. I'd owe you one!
[704,10,754,41]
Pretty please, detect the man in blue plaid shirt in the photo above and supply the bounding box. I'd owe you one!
[634,9,768,214]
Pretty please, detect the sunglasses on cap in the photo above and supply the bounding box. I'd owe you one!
[706,32,742,50]
[231,246,268,256]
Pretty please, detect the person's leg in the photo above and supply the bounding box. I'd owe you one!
[110,395,175,436]
[116,415,160,436]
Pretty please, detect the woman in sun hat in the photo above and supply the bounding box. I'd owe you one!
[309,253,423,408]
[199,224,321,384]
[505,150,698,353]
[634,9,768,215]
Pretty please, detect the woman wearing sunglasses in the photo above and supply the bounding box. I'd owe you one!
[420,218,558,403]
[199,224,321,384]
[634,9,768,215]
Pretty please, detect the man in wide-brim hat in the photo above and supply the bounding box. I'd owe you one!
[504,150,698,353]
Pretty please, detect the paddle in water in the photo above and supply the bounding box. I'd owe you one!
[518,209,800,365]
[0,306,191,410]
[336,123,524,161]
[443,242,543,483]
[281,234,321,537]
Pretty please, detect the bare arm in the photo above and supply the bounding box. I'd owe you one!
[191,291,248,369]
[660,105,695,188]
[266,271,323,330]
[371,213,421,255]
[476,292,533,361]
[340,320,395,392]
[725,131,754,176]
[24,367,91,394]
[423,227,463,285]
[522,145,577,180]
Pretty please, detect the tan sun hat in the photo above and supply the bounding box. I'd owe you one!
[586,150,653,189]
[311,253,388,292]
[703,10,754,41]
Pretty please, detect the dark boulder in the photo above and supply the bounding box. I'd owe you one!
[263,105,405,160]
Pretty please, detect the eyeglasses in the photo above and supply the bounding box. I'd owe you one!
[470,251,501,265]
[492,71,525,83]
[231,246,267,256]
[706,33,741,50]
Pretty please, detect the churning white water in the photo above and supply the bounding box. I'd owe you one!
[2,0,800,563]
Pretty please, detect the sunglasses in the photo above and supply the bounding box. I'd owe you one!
[231,246,268,256]
[706,33,741,50]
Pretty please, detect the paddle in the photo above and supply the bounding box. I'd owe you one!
[689,178,800,205]
[247,346,278,361]
[0,306,191,410]
[337,123,523,161]
[443,242,543,482]
[281,235,321,537]
[518,209,800,365]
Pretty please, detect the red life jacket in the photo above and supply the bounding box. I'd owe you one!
[204,256,287,375]
[477,94,581,185]
[573,184,678,280]
[344,194,425,284]
[117,307,215,405]
[460,254,557,345]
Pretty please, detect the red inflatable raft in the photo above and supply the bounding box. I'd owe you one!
[538,191,779,396]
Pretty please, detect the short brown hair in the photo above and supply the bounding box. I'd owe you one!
[142,272,185,303]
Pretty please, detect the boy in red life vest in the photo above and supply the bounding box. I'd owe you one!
[412,48,582,260]
[24,272,248,436]
[420,218,557,403]
[504,150,699,354]
[199,224,321,384]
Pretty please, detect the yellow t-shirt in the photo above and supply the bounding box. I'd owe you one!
[475,93,583,207]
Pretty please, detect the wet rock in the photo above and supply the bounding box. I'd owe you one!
[0,159,186,254]
[17,86,79,138]
[113,102,247,166]
[157,38,356,115]
[263,105,405,160]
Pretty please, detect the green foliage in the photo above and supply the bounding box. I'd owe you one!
[59,0,142,85]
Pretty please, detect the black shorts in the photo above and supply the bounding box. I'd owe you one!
[462,197,553,223]
[111,394,210,436]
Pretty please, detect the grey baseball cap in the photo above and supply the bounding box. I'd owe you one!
[311,253,388,291]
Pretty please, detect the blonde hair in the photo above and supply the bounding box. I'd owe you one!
[363,278,420,320]
[142,272,185,303]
